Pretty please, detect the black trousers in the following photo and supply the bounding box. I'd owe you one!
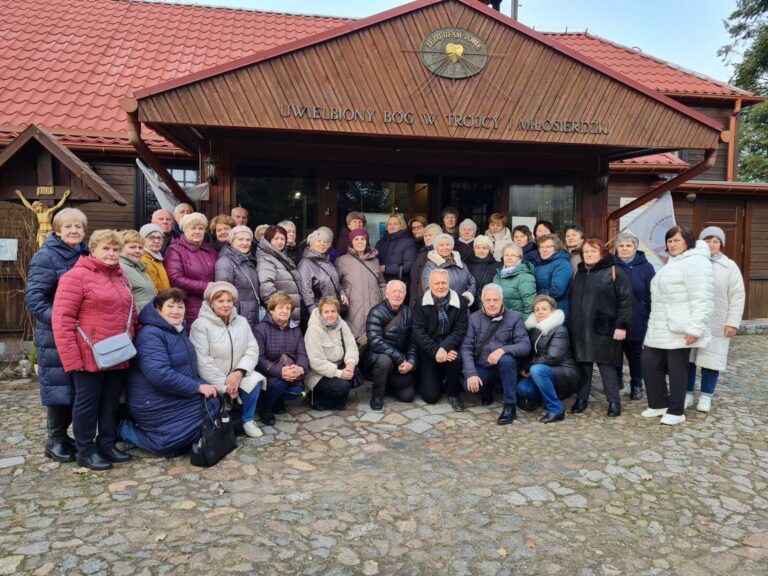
[618,340,644,390]
[312,377,351,410]
[369,354,416,402]
[46,404,73,445]
[577,362,621,403]
[72,370,125,457]
[642,346,690,416]
[418,353,462,404]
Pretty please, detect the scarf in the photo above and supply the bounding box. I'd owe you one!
[319,315,340,330]
[442,253,455,265]
[499,263,519,278]
[711,252,723,261]
[143,247,163,261]
[620,254,635,264]
[433,294,450,335]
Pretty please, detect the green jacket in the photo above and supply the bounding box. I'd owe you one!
[120,255,157,313]
[493,261,537,318]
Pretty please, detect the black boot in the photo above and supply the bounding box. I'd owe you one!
[45,405,76,463]
[571,398,589,413]
[539,411,565,424]
[607,401,621,417]
[629,386,643,400]
[497,404,516,425]
[76,453,112,471]
[101,447,132,463]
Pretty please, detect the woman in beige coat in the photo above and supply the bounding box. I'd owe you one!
[304,297,359,411]
[335,228,386,340]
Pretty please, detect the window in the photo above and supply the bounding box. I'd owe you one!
[137,164,199,224]
[336,180,410,244]
[508,183,575,234]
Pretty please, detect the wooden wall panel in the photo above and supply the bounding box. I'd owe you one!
[749,203,768,276]
[685,105,731,181]
[77,162,136,232]
[748,281,768,318]
[139,1,721,151]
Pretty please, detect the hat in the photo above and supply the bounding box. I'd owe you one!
[203,281,238,303]
[346,211,367,226]
[139,223,163,238]
[227,225,253,244]
[348,228,369,243]
[473,235,494,250]
[699,226,725,247]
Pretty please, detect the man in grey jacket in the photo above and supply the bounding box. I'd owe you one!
[461,283,531,425]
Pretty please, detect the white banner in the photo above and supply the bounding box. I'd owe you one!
[623,191,676,264]
[135,159,179,213]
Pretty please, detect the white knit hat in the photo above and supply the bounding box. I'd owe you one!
[699,226,725,247]
[203,281,238,303]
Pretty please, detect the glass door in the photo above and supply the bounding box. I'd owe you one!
[335,179,411,245]
[441,177,499,231]
[508,183,575,235]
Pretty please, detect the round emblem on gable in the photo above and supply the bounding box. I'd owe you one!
[420,28,488,79]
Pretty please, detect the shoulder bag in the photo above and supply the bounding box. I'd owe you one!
[339,328,365,388]
[77,279,137,370]
[190,394,237,467]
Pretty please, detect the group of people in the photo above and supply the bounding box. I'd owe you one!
[25,200,745,470]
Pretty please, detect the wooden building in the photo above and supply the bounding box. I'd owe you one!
[0,0,766,327]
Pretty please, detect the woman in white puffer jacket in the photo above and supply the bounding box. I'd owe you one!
[641,226,714,426]
[687,226,745,413]
[190,281,265,438]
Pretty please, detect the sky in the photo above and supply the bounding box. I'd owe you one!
[179,0,740,86]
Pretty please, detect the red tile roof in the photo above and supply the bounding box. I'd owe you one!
[610,152,690,173]
[546,32,752,98]
[0,0,752,154]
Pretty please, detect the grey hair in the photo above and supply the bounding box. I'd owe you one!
[502,242,523,258]
[386,279,407,292]
[179,212,208,231]
[423,223,442,237]
[615,231,639,249]
[433,233,455,249]
[459,219,477,234]
[277,219,296,231]
[307,228,332,244]
[428,268,450,282]
[53,208,88,233]
[174,203,193,215]
[481,283,504,300]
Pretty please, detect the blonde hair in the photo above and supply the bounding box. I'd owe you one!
[537,233,566,252]
[267,291,296,312]
[489,212,508,226]
[388,213,407,229]
[209,214,235,235]
[318,295,341,313]
[533,294,557,310]
[52,208,88,233]
[179,212,208,232]
[88,229,122,252]
[120,229,144,246]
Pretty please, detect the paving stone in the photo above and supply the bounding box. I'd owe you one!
[0,456,24,469]
[404,420,432,433]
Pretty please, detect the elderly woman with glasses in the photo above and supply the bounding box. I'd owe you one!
[493,242,536,319]
[533,234,572,322]
[421,233,477,308]
[299,227,348,314]
[139,224,171,293]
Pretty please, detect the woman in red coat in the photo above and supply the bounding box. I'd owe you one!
[164,212,218,329]
[52,230,139,471]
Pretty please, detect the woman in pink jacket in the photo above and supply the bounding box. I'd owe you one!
[52,230,139,471]
[165,212,218,329]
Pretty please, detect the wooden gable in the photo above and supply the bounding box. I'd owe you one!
[136,0,723,152]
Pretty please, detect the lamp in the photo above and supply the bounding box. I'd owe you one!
[205,158,217,185]
[595,173,610,193]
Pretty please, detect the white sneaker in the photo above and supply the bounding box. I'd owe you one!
[697,395,712,412]
[641,407,668,418]
[243,421,263,438]
[684,393,694,409]
[660,413,686,426]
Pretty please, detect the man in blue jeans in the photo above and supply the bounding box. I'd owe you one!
[460,283,530,425]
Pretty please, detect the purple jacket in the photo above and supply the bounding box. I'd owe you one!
[165,235,217,328]
[253,313,310,385]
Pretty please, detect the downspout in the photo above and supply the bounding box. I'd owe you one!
[606,148,718,241]
[120,98,192,204]
[727,98,742,181]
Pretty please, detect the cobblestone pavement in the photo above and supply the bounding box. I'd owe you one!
[1,336,767,576]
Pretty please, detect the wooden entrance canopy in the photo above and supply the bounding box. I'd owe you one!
[0,124,128,205]
[129,0,725,156]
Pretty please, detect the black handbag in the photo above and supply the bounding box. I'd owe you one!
[339,330,365,389]
[190,395,237,468]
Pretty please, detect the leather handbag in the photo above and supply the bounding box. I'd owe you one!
[190,395,237,468]
[77,282,136,370]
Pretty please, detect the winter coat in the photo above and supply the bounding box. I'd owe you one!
[120,255,157,313]
[523,309,579,397]
[486,227,513,261]
[375,229,418,283]
[466,253,499,312]
[125,301,218,457]
[412,289,469,358]
[522,242,540,265]
[254,313,309,384]
[689,253,745,371]
[569,255,633,366]
[460,309,530,378]
[455,239,474,262]
[257,238,302,322]
[215,244,261,330]
[298,247,345,314]
[189,302,263,394]
[164,235,217,328]
[493,261,537,318]
[336,226,351,256]
[569,249,582,273]
[304,309,359,390]
[421,250,477,307]
[24,234,89,406]
[364,300,417,368]
[52,256,139,373]
[141,250,171,293]
[615,251,655,342]
[284,243,301,265]
[534,250,572,319]
[335,249,386,339]
[644,241,715,350]
[409,245,431,307]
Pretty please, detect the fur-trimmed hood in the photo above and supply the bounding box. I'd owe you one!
[525,308,565,335]
[427,249,464,268]
[421,289,461,309]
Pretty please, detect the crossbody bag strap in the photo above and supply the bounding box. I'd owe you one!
[237,261,259,300]
[76,276,134,348]
[316,263,340,296]
[383,310,403,335]
[475,316,504,360]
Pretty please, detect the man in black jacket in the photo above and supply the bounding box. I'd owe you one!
[364,280,417,411]
[412,269,469,411]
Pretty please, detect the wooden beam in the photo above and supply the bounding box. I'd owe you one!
[0,185,99,202]
[36,148,54,186]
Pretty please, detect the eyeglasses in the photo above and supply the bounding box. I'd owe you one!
[146,235,164,242]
